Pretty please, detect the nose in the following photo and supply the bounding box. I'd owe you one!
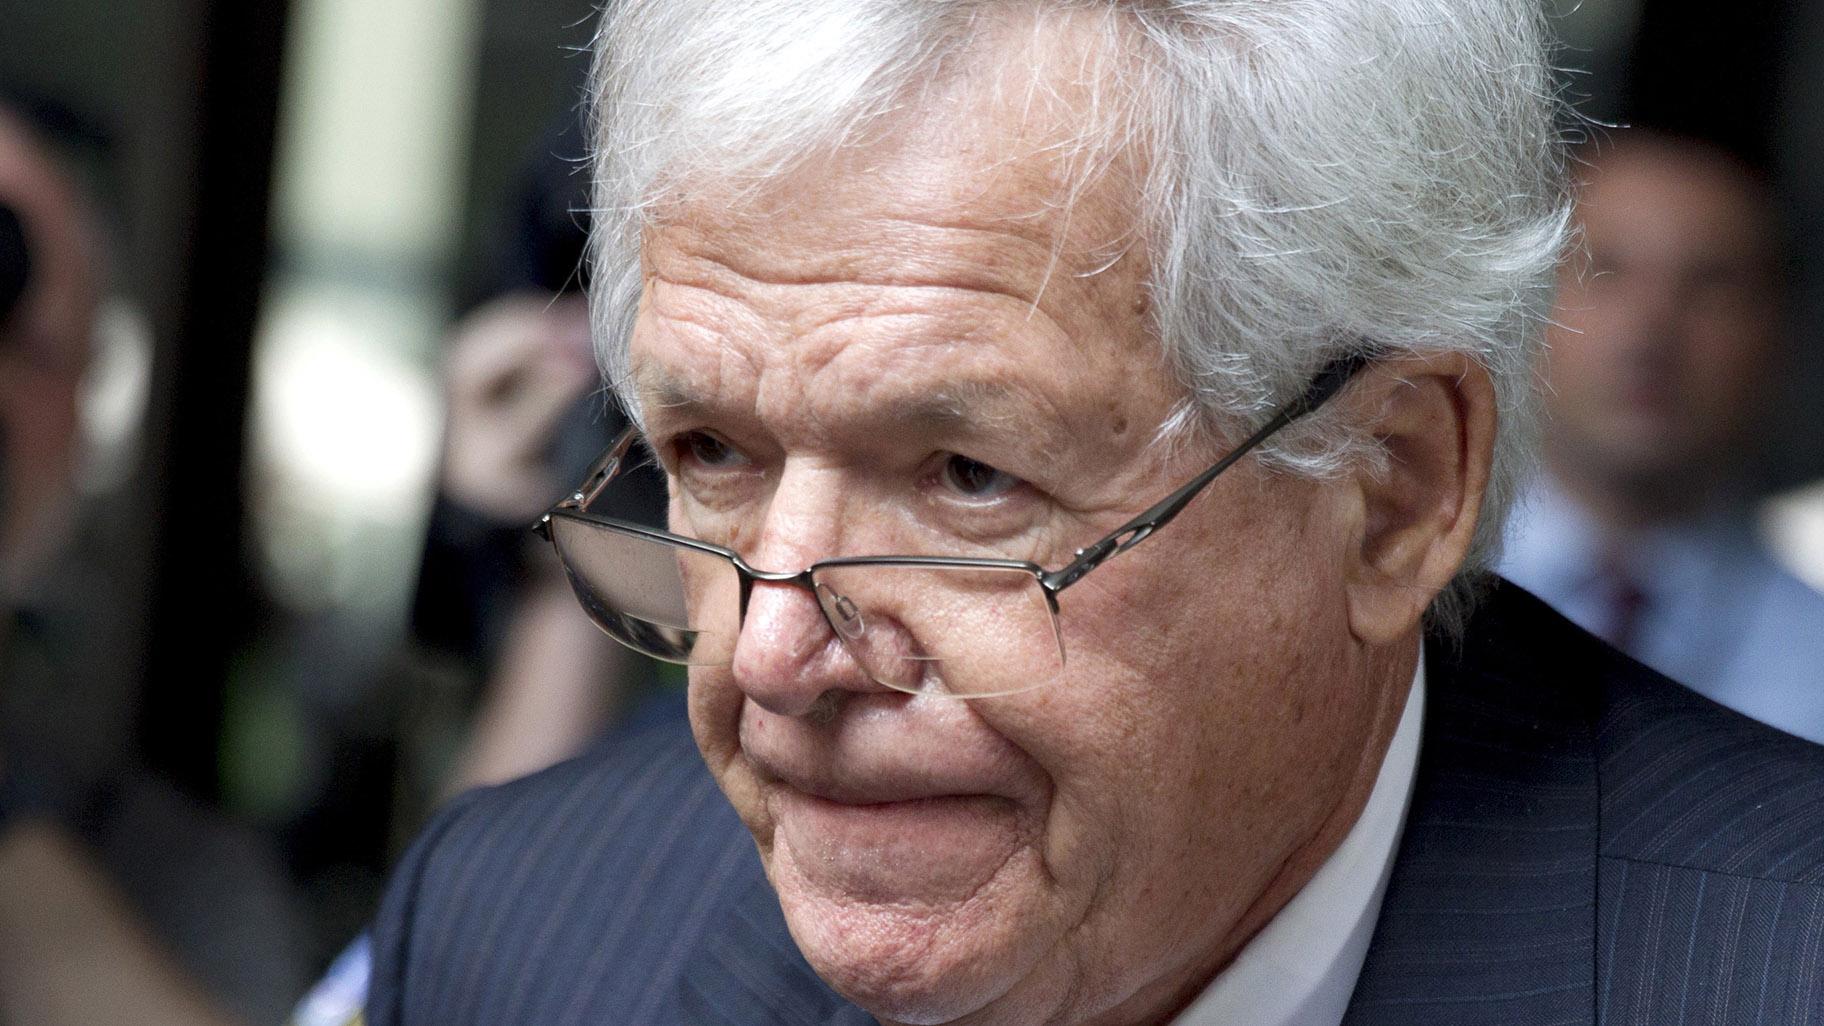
[730,578,841,717]
[726,464,889,717]
[730,575,894,717]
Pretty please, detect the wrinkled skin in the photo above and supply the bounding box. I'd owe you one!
[624,19,1471,1025]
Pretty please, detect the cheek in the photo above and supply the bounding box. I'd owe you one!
[687,667,762,824]
[1687,317,1770,396]
[998,479,1351,963]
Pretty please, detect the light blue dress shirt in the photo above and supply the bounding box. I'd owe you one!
[1502,477,1824,745]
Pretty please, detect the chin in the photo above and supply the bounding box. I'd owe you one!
[767,843,1056,1025]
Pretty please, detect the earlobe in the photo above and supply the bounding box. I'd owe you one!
[1341,354,1495,645]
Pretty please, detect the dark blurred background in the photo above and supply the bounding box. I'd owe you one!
[1,0,1823,1016]
[0,0,615,1008]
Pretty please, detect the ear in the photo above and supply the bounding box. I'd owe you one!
[1336,352,1495,644]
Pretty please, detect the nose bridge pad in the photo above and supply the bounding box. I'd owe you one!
[811,577,936,694]
[814,581,866,640]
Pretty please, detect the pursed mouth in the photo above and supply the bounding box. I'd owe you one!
[766,784,1029,906]
[752,757,991,809]
[789,789,1002,814]
[731,700,1050,841]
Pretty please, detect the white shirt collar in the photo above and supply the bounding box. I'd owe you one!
[1172,652,1426,1026]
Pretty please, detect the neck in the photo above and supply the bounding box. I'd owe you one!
[1090,637,1421,1026]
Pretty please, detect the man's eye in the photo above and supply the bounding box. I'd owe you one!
[679,431,746,469]
[940,454,1020,500]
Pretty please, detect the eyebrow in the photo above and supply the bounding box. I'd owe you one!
[635,367,1041,438]
[880,380,1028,429]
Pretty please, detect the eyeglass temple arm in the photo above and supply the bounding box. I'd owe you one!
[1042,352,1374,592]
[535,426,643,547]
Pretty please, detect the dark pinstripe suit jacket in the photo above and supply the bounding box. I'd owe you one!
[368,584,1824,1025]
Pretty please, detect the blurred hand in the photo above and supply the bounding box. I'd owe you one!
[440,292,597,523]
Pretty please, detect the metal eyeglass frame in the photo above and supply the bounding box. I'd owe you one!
[533,351,1373,659]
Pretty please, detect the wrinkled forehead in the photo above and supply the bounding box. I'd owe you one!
[629,151,1164,447]
[626,14,1165,427]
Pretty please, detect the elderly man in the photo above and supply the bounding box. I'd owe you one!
[368,2,1824,1024]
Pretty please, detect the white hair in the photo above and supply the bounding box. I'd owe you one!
[585,0,1572,633]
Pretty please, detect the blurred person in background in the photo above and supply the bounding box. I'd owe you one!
[1503,129,1824,744]
[408,110,669,797]
[0,98,309,1025]
[291,110,667,1026]
[431,289,615,788]
[0,105,94,594]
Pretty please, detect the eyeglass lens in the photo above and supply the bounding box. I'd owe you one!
[548,516,1064,697]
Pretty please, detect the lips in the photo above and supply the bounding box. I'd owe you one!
[773,789,1024,903]
[758,761,984,807]
[732,695,1047,904]
[736,698,1037,810]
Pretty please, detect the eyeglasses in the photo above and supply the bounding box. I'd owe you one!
[534,352,1371,698]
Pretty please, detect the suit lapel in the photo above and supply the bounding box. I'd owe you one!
[676,870,875,1026]
[1345,586,1601,1025]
